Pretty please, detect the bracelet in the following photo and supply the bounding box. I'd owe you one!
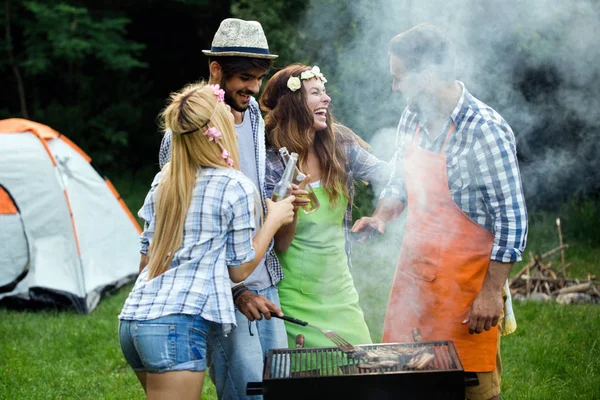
[232,284,249,302]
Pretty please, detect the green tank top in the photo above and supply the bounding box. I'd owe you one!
[276,185,372,349]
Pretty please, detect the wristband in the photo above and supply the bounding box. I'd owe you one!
[232,284,249,302]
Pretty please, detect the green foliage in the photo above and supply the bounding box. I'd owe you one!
[1,0,149,170]
[20,1,146,74]
[561,196,600,246]
[514,199,600,279]
[230,0,309,65]
[351,180,376,221]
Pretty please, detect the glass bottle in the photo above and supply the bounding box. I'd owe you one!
[271,152,298,202]
[278,147,320,214]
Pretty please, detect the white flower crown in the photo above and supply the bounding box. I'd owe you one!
[286,66,328,92]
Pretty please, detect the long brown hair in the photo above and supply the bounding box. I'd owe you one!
[147,82,241,279]
[260,63,349,207]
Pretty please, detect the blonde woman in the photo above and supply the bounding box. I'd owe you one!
[118,83,295,399]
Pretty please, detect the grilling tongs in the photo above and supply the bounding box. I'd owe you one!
[273,314,357,353]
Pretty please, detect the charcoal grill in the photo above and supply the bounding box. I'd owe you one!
[247,341,465,399]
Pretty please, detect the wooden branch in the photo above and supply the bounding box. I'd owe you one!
[520,275,587,283]
[556,218,566,267]
[525,252,533,296]
[554,282,595,295]
[543,282,551,296]
[538,261,557,279]
[509,245,570,286]
[540,244,569,259]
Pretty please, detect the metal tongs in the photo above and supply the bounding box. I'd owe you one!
[273,314,357,353]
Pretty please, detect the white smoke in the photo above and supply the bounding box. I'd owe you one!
[290,0,600,340]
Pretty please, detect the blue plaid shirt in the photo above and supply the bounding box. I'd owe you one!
[158,97,284,284]
[119,168,257,334]
[265,132,391,266]
[381,82,528,263]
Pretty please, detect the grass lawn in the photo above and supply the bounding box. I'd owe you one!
[1,175,599,399]
[1,289,598,399]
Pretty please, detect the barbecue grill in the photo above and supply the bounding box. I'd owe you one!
[247,341,466,399]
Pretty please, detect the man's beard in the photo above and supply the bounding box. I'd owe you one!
[407,91,435,116]
[220,78,253,113]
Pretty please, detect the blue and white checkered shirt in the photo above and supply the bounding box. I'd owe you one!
[119,168,257,334]
[266,131,391,267]
[158,97,284,284]
[381,82,528,263]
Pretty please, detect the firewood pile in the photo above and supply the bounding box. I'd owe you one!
[509,218,600,304]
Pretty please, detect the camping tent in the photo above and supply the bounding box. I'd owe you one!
[0,118,141,313]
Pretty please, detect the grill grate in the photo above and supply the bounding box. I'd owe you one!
[266,341,462,379]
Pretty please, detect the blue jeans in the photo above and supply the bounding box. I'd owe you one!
[119,313,210,373]
[208,285,288,400]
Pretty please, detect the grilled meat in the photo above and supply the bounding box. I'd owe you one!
[405,352,435,369]
[353,346,434,370]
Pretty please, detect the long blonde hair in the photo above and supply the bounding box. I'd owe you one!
[147,82,240,279]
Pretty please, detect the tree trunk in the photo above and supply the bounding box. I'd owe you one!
[4,0,29,119]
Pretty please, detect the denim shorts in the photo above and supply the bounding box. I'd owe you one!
[118,314,210,373]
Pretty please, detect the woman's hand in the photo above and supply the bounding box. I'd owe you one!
[265,196,296,227]
[291,174,311,210]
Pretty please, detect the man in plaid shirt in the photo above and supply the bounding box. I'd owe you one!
[156,18,295,400]
[352,23,527,400]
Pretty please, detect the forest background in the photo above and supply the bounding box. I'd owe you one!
[3,0,600,221]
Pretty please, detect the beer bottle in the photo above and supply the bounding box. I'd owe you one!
[278,147,320,214]
[271,152,298,202]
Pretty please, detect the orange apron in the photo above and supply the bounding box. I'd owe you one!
[382,124,498,372]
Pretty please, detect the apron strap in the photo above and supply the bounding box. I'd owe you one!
[412,125,422,145]
[441,122,457,152]
[412,122,457,152]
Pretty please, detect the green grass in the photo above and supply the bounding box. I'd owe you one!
[0,285,218,400]
[501,302,600,399]
[1,287,598,399]
[1,179,599,399]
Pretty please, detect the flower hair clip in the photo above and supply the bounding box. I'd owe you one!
[209,84,225,102]
[176,84,234,167]
[287,65,328,92]
[221,148,234,166]
[204,126,222,142]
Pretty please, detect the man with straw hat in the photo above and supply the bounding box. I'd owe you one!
[156,18,306,400]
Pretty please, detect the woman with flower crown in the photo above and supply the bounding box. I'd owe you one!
[261,64,391,349]
[118,82,295,399]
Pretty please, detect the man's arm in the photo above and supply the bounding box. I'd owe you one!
[351,148,406,237]
[463,260,512,334]
[234,288,283,321]
[465,121,528,334]
[138,253,149,274]
[351,116,408,238]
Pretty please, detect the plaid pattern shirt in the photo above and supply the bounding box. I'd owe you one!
[119,168,257,334]
[381,82,528,263]
[158,97,284,284]
[265,136,391,267]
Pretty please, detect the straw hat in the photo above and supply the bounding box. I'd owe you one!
[203,18,278,60]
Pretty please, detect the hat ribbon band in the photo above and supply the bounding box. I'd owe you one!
[210,46,271,55]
